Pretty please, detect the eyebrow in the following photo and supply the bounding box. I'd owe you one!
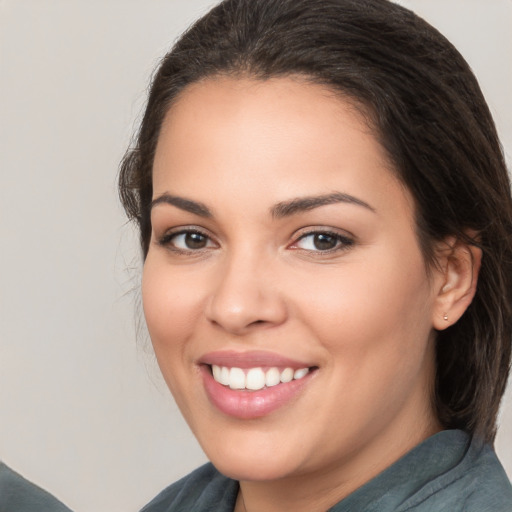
[150,193,212,218]
[271,192,375,218]
[150,191,375,219]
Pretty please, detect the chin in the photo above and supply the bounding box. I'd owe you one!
[213,456,298,482]
[202,437,304,482]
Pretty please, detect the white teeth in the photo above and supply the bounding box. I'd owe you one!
[265,367,281,387]
[229,367,246,389]
[246,368,266,390]
[294,368,309,379]
[211,365,311,389]
[280,367,294,383]
[220,366,230,386]
[212,365,221,382]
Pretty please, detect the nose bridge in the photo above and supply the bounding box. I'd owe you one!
[205,245,286,333]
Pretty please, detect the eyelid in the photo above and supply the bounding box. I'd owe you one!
[157,225,218,252]
[288,227,355,252]
[155,225,355,255]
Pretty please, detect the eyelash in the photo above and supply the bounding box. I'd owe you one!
[157,227,355,255]
[157,228,216,254]
[291,230,355,253]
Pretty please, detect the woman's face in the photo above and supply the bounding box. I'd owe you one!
[143,77,443,484]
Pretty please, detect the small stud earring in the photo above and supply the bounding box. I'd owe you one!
[443,313,449,321]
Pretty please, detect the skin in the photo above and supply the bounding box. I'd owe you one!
[142,77,475,512]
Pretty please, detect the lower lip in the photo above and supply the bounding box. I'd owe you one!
[201,366,315,419]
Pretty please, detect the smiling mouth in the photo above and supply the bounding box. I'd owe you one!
[201,359,318,419]
[209,365,315,391]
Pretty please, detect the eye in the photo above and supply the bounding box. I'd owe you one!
[292,230,354,252]
[158,229,216,252]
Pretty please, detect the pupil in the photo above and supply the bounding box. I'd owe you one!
[314,233,337,250]
[185,232,207,249]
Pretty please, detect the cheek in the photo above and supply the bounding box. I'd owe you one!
[141,257,204,361]
[141,257,211,419]
[292,248,434,369]
[291,253,435,437]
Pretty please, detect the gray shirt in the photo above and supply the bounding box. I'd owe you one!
[0,462,72,512]
[141,430,512,511]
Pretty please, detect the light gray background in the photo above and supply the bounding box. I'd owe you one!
[0,1,510,511]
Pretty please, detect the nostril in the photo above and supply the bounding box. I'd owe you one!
[246,319,271,329]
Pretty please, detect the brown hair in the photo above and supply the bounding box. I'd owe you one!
[119,0,512,443]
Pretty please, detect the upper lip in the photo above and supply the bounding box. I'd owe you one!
[199,350,315,369]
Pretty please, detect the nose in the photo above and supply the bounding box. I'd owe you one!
[205,252,287,335]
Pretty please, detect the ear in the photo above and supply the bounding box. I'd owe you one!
[431,235,482,330]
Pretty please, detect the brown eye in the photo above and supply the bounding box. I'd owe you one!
[183,232,208,249]
[160,229,215,251]
[312,233,338,250]
[293,231,354,252]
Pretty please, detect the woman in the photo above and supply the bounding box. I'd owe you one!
[119,0,512,510]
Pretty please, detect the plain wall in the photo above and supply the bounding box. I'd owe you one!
[0,1,510,511]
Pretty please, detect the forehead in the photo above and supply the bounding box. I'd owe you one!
[152,76,413,221]
[157,76,376,157]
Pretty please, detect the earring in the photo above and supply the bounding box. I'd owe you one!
[443,313,449,321]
